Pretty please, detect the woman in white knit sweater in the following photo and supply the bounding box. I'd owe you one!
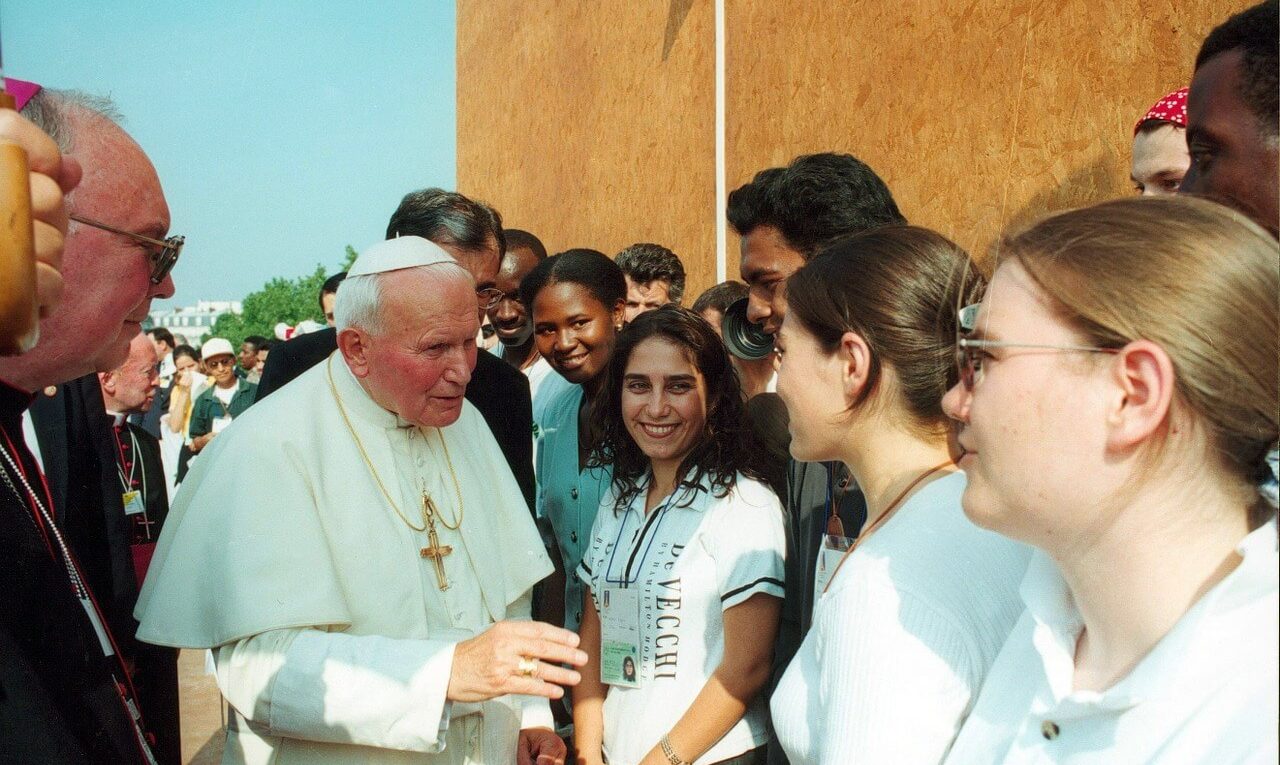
[769,227,1031,764]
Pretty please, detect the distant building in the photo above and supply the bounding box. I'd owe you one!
[146,300,242,345]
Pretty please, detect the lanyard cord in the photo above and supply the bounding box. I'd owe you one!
[604,484,690,587]
[821,461,953,595]
[0,425,154,761]
[824,463,843,536]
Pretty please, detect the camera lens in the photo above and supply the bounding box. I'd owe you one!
[720,297,774,360]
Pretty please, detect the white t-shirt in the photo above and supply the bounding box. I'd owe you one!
[213,385,236,404]
[771,471,1031,765]
[943,520,1279,765]
[578,473,785,765]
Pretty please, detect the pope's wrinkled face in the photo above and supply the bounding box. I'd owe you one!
[358,267,479,428]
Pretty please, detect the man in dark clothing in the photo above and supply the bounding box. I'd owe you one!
[256,188,537,512]
[0,86,175,763]
[727,153,903,764]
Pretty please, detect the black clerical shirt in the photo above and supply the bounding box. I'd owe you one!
[0,380,152,763]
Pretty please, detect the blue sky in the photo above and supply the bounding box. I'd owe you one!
[4,0,457,306]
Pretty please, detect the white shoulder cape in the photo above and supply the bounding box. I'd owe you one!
[135,353,551,648]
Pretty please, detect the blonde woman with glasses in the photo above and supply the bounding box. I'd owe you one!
[942,196,1278,763]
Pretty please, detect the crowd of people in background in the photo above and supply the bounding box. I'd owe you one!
[0,2,1276,764]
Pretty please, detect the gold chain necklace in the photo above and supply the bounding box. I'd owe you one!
[326,357,465,533]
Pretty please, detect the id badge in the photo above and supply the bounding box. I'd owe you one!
[599,586,642,688]
[121,490,145,516]
[814,534,854,601]
[212,416,232,434]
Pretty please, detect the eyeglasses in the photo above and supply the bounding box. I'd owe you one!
[70,214,185,285]
[955,338,1119,390]
[205,357,235,369]
[476,287,505,311]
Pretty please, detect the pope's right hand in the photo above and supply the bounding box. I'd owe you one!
[0,108,83,317]
[447,620,586,702]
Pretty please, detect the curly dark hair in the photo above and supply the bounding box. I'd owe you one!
[615,243,687,302]
[588,305,767,511]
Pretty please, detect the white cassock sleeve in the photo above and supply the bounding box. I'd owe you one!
[215,629,456,753]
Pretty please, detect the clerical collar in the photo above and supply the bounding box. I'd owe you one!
[106,411,127,428]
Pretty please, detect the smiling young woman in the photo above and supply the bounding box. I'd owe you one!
[574,306,785,765]
[521,249,627,634]
[941,196,1279,764]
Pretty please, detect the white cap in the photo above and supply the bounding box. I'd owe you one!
[348,236,457,277]
[201,337,234,359]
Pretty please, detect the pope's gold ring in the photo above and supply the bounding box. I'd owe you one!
[516,656,538,678]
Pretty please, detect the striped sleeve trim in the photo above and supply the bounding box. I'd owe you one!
[721,576,785,603]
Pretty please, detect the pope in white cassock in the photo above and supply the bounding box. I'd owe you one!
[135,237,586,765]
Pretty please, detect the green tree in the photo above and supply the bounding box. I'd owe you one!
[209,245,356,347]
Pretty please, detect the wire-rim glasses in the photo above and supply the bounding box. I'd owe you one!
[70,214,184,285]
[955,304,1119,390]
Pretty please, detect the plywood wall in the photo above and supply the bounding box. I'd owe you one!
[459,0,1236,296]
[456,0,718,292]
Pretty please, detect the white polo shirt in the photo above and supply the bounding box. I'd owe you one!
[944,520,1279,765]
[578,473,785,765]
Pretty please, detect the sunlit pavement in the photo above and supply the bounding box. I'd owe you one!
[178,649,226,764]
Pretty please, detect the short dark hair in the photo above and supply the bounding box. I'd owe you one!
[385,188,506,261]
[588,305,766,508]
[727,153,906,257]
[615,243,686,303]
[1196,0,1279,140]
[321,272,347,295]
[786,226,984,436]
[173,344,199,363]
[691,280,748,316]
[242,335,269,353]
[520,248,627,313]
[504,229,548,260]
[147,327,175,349]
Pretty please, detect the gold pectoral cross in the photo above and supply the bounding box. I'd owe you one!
[419,494,453,590]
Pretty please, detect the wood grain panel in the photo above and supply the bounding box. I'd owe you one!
[726,0,1233,270]
[457,0,718,297]
[459,1,1235,294]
